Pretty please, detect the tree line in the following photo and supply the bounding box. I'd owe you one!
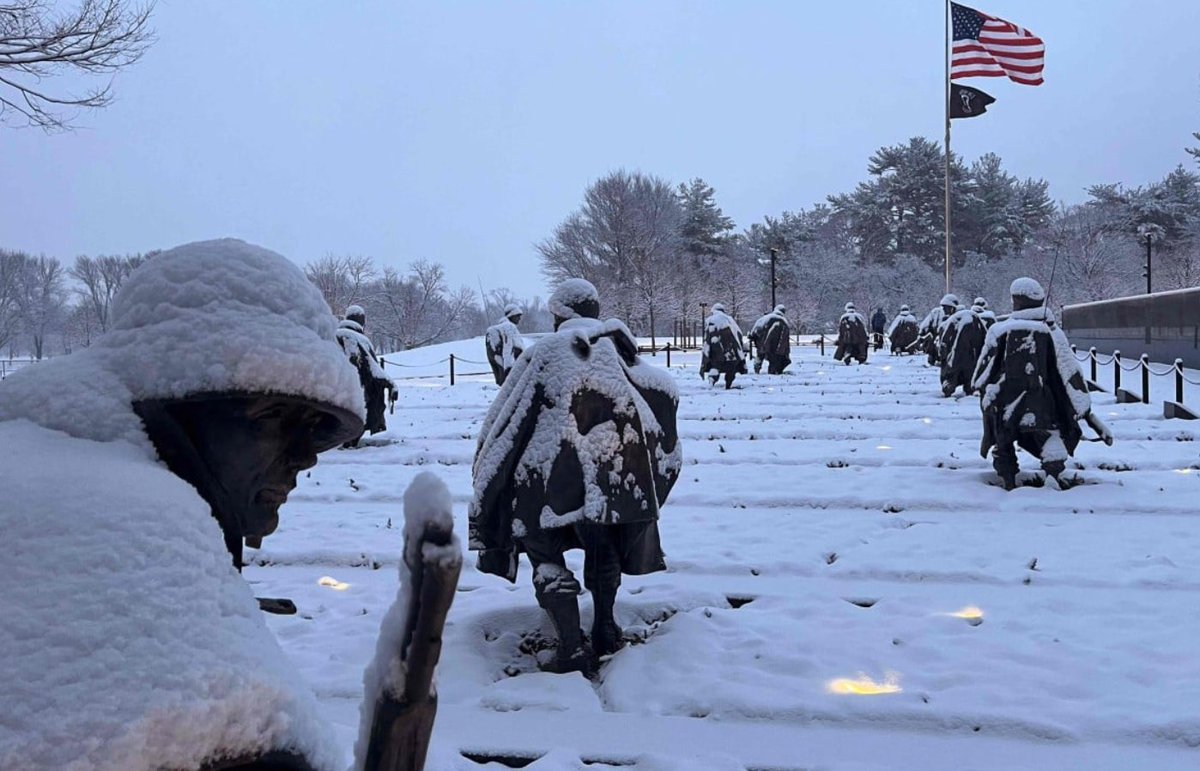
[539,137,1200,334]
[0,247,553,361]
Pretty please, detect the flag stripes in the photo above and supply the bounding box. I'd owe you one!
[950,3,1045,86]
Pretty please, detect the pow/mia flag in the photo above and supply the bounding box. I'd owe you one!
[950,83,996,119]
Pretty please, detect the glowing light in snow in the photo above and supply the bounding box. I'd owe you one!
[876,445,892,451]
[826,673,902,695]
[921,418,933,425]
[1107,412,1119,417]
[817,371,826,375]
[318,576,351,591]
[881,365,892,372]
[950,606,984,620]
[1174,468,1194,475]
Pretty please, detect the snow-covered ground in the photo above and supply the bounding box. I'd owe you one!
[247,340,1200,770]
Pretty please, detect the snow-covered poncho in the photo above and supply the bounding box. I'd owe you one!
[484,317,526,386]
[337,318,392,433]
[701,309,746,379]
[468,317,681,583]
[0,238,359,771]
[971,306,1092,460]
[887,309,920,352]
[749,308,791,371]
[834,310,869,362]
[938,307,988,392]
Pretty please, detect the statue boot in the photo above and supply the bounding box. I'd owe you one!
[538,595,593,676]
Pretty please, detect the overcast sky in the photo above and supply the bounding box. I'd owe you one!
[3,1,1198,297]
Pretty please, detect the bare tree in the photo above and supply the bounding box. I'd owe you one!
[0,1,155,130]
[539,170,685,333]
[14,253,65,359]
[368,261,477,351]
[305,254,376,316]
[69,252,148,335]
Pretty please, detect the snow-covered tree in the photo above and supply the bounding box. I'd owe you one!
[69,252,152,336]
[304,254,376,316]
[14,253,67,359]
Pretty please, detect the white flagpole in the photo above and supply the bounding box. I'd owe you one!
[944,0,953,294]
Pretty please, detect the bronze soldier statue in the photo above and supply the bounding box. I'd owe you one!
[469,279,681,675]
[972,278,1113,490]
[938,300,988,397]
[701,302,747,389]
[337,305,396,445]
[887,305,920,354]
[749,304,791,374]
[834,302,869,364]
[484,303,526,385]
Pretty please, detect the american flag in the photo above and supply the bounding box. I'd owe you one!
[951,2,1045,86]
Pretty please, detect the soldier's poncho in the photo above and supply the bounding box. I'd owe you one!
[917,305,951,363]
[701,309,746,381]
[337,319,391,434]
[938,308,987,394]
[749,308,791,373]
[887,310,919,353]
[469,317,681,583]
[971,307,1092,463]
[834,310,869,363]
[484,317,525,386]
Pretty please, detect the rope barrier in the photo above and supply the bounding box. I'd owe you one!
[383,358,451,368]
[1145,363,1178,377]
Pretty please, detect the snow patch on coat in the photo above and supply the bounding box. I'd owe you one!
[973,307,1091,418]
[0,420,340,771]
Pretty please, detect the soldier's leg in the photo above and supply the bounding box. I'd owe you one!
[576,521,624,657]
[523,528,591,674]
[1036,430,1069,483]
[992,440,1019,490]
[724,371,736,390]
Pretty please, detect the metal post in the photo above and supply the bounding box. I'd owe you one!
[666,344,672,368]
[449,354,456,386]
[649,307,656,356]
[1141,354,1150,405]
[1089,347,1097,383]
[819,335,825,357]
[943,0,953,295]
[1114,350,1121,392]
[1145,233,1153,296]
[769,248,778,308]
[1176,359,1185,404]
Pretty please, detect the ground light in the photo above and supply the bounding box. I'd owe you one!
[826,674,902,695]
[318,576,351,591]
[945,606,984,626]
[876,445,893,451]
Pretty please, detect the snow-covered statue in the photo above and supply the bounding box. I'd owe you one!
[937,300,988,397]
[469,278,681,675]
[749,304,791,374]
[337,304,396,445]
[870,307,888,351]
[834,302,869,365]
[484,303,526,385]
[0,239,461,771]
[887,305,920,354]
[700,302,747,389]
[917,293,959,366]
[972,277,1113,490]
[974,296,997,328]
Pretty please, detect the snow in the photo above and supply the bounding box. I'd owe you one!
[222,339,1200,770]
[0,238,364,450]
[339,319,391,382]
[1010,277,1045,302]
[886,310,917,336]
[0,420,340,771]
[353,471,461,769]
[548,278,599,320]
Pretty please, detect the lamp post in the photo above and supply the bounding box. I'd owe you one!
[1138,224,1160,296]
[769,247,778,308]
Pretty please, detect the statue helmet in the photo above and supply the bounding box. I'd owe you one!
[1010,277,1046,303]
[503,303,523,321]
[549,278,600,320]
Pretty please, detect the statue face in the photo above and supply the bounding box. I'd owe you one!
[136,395,348,542]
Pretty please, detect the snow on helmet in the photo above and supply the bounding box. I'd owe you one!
[549,278,600,320]
[940,293,959,307]
[711,303,726,314]
[844,302,855,311]
[900,304,910,313]
[107,239,365,419]
[1010,277,1045,302]
[973,297,987,308]
[503,303,523,320]
[774,304,787,315]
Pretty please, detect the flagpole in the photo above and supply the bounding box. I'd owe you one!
[944,0,952,294]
